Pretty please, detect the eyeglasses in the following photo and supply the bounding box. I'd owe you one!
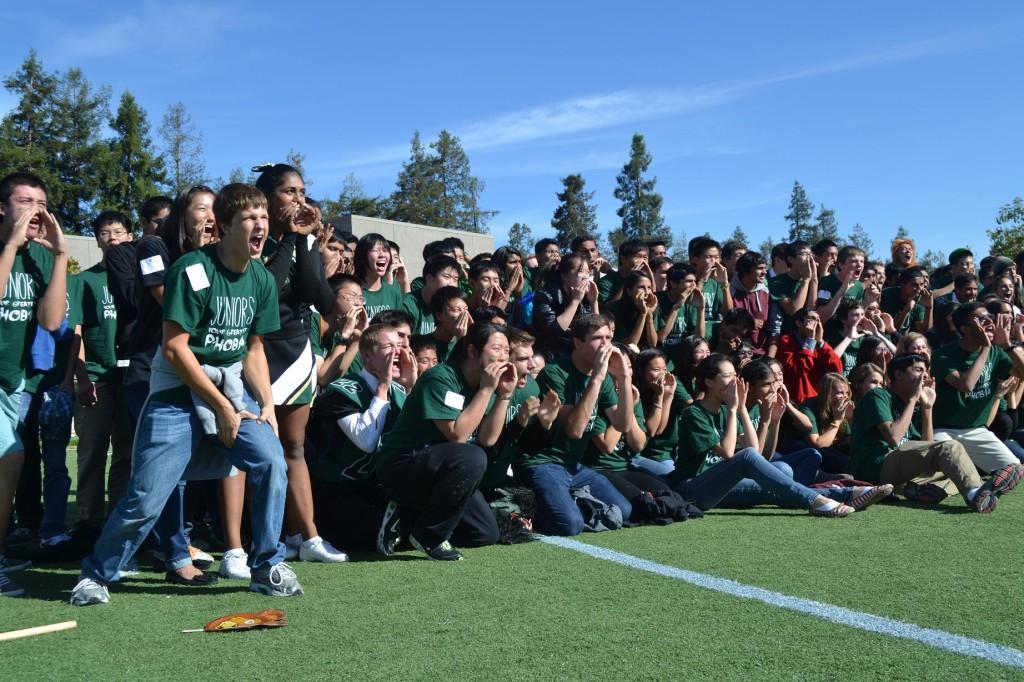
[98,229,128,239]
[340,292,365,303]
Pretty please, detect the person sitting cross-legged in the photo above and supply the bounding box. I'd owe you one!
[514,313,635,536]
[850,352,1021,512]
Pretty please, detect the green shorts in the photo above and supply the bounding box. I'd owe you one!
[0,382,25,458]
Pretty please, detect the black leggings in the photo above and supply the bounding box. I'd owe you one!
[377,442,496,548]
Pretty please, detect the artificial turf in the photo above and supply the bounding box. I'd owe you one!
[4,490,1023,680]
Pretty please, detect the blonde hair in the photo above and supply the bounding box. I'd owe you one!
[818,372,851,425]
[849,363,885,401]
[896,332,930,356]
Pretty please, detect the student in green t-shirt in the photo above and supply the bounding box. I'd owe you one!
[817,246,866,323]
[399,255,460,336]
[689,237,733,340]
[0,171,69,597]
[72,210,135,531]
[357,233,405,320]
[480,327,561,492]
[492,246,531,304]
[72,183,302,606]
[768,240,816,334]
[669,354,889,515]
[880,266,932,334]
[315,273,368,387]
[377,323,518,560]
[850,353,1017,512]
[630,349,691,476]
[599,239,649,303]
[515,313,636,535]
[930,301,1024,473]
[307,323,414,552]
[416,285,470,364]
[827,299,885,376]
[656,263,705,355]
[607,270,659,350]
[468,260,511,314]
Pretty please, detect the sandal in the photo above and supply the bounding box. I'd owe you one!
[849,484,894,511]
[809,503,855,517]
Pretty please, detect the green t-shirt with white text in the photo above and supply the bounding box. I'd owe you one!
[78,264,121,383]
[162,245,280,368]
[0,241,54,392]
[931,342,1014,429]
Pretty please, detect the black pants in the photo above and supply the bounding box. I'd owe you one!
[377,442,496,548]
[311,478,390,551]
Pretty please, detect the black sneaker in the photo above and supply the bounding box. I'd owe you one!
[409,535,462,561]
[972,463,1024,513]
[376,501,402,557]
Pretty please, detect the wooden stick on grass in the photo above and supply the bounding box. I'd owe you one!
[0,621,77,642]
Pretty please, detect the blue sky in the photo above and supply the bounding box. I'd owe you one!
[2,1,1022,258]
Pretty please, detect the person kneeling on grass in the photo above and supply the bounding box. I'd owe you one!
[668,354,891,516]
[375,323,516,560]
[71,184,300,606]
[849,353,1021,512]
[513,314,635,536]
[306,323,413,551]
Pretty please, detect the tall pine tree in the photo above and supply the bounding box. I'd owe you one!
[815,204,839,242]
[159,102,206,194]
[390,131,442,226]
[507,222,532,253]
[610,133,670,249]
[551,173,598,248]
[100,91,165,226]
[429,130,494,232]
[0,50,59,180]
[846,223,874,259]
[784,181,815,243]
[726,225,751,246]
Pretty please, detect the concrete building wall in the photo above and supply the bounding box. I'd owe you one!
[337,215,493,278]
[65,235,103,272]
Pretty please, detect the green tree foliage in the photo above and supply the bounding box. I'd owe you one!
[784,181,815,243]
[669,227,689,262]
[506,222,532,253]
[390,131,442,226]
[430,130,495,232]
[609,133,671,249]
[0,50,59,181]
[815,204,839,241]
[846,223,874,260]
[988,197,1024,258]
[159,102,206,195]
[918,249,946,273]
[286,149,308,185]
[893,225,910,241]
[99,91,166,226]
[758,237,776,261]
[551,173,598,248]
[322,173,388,219]
[726,225,750,247]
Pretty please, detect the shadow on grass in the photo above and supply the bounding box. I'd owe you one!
[15,568,244,603]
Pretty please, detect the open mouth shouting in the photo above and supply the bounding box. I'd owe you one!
[248,229,266,257]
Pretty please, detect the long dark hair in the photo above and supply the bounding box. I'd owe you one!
[158,185,215,263]
[354,233,392,284]
[492,246,522,289]
[633,348,668,411]
[672,334,709,397]
[694,353,734,398]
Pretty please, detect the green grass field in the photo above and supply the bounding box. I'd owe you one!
[4,479,1024,681]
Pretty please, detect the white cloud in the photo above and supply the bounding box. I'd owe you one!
[326,32,975,174]
[48,2,236,63]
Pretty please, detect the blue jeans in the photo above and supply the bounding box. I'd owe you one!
[124,380,190,571]
[770,447,822,486]
[82,393,286,584]
[630,455,675,477]
[673,448,823,510]
[523,462,633,536]
[18,387,74,539]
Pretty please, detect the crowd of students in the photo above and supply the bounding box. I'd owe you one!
[0,165,1020,606]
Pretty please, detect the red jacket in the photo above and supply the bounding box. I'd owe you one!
[777,333,843,403]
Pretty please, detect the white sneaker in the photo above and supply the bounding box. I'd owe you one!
[284,533,301,560]
[298,536,349,563]
[70,577,109,606]
[219,548,251,580]
[115,558,141,580]
[249,562,303,597]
